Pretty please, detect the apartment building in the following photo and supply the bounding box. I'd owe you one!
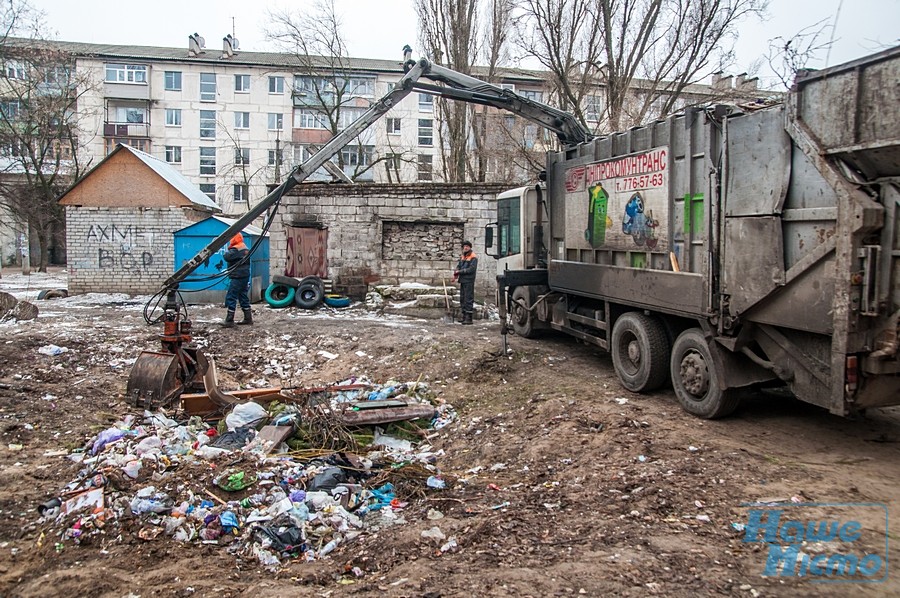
[5,35,770,221]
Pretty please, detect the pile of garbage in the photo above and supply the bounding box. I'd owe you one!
[36,379,456,570]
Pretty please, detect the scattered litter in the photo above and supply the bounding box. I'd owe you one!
[34,376,457,571]
[317,350,339,360]
[688,446,700,452]
[37,344,68,356]
[614,398,629,405]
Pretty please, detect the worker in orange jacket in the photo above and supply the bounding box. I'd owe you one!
[222,233,252,327]
[453,240,478,325]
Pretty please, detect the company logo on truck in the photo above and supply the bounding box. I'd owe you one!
[564,147,669,252]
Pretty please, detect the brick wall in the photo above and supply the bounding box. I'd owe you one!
[272,183,510,299]
[66,206,207,294]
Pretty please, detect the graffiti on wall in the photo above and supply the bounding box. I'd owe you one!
[85,223,157,275]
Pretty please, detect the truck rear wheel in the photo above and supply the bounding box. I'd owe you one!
[511,287,537,338]
[670,328,740,419]
[611,312,669,392]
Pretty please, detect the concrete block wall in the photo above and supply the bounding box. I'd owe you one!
[66,206,205,294]
[271,183,511,299]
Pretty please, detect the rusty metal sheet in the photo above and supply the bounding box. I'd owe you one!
[722,217,785,316]
[725,107,791,216]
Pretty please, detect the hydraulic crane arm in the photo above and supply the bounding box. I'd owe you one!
[402,47,593,148]
[162,58,429,290]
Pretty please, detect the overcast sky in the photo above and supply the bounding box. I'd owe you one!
[29,0,900,89]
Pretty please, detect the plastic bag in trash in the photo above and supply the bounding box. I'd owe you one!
[254,520,307,555]
[210,426,256,450]
[91,427,128,455]
[306,466,347,492]
[225,402,268,431]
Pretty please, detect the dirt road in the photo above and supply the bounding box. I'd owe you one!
[0,272,897,597]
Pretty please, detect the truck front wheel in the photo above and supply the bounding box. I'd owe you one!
[611,312,669,392]
[510,287,537,338]
[670,328,740,419]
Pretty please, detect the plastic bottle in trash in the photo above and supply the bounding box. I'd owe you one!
[319,536,340,556]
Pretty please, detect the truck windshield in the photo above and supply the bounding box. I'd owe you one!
[497,196,521,257]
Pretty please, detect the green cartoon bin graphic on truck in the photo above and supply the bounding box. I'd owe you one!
[585,182,609,247]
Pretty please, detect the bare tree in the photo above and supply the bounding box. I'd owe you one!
[766,19,833,89]
[0,0,97,271]
[267,0,409,182]
[515,0,767,133]
[416,0,479,182]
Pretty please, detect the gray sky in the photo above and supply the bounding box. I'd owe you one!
[29,0,900,89]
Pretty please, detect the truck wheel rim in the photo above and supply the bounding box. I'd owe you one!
[627,339,641,364]
[680,351,709,398]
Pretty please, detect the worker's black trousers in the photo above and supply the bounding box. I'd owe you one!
[460,280,474,314]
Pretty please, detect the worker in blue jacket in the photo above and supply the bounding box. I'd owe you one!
[222,233,252,327]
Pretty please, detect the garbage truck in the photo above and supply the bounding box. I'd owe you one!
[489,46,900,418]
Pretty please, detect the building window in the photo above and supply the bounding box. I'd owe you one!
[200,72,216,101]
[341,145,373,168]
[105,63,147,84]
[418,93,433,112]
[199,147,216,175]
[115,106,146,123]
[344,77,374,97]
[164,145,182,163]
[268,76,284,94]
[268,113,283,131]
[521,89,543,102]
[234,184,249,203]
[501,83,516,93]
[418,119,433,147]
[234,111,250,129]
[294,108,328,130]
[199,183,216,201]
[105,138,150,154]
[417,154,433,181]
[234,148,250,165]
[585,95,603,122]
[5,61,26,80]
[385,153,401,170]
[504,115,516,129]
[0,100,21,120]
[164,71,182,91]
[199,110,216,138]
[386,118,401,135]
[165,108,181,127]
[234,74,250,92]
[268,149,283,166]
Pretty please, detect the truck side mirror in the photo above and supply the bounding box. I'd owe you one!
[484,225,499,258]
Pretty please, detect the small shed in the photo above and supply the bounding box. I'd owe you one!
[174,216,270,304]
[58,144,220,295]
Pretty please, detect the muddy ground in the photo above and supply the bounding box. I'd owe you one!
[0,271,897,597]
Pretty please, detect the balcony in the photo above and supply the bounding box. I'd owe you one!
[103,122,150,138]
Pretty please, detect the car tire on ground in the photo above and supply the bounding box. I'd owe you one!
[323,294,351,308]
[294,280,324,309]
[272,275,300,288]
[264,283,296,308]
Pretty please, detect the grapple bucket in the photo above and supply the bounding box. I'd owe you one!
[126,351,182,410]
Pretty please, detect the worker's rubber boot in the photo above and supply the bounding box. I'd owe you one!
[462,312,473,325]
[221,309,235,328]
[237,308,253,325]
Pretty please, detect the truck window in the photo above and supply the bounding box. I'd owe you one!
[498,196,521,257]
